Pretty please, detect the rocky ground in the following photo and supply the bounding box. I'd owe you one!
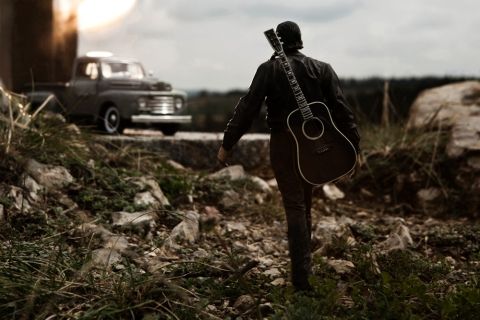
[0,82,479,319]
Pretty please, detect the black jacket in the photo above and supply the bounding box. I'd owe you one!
[222,50,360,151]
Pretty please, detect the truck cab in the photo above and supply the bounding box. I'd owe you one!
[27,53,191,135]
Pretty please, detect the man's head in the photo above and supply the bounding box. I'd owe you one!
[276,21,303,50]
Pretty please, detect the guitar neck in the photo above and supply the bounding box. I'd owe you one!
[277,53,312,119]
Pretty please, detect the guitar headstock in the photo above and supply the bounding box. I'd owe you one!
[264,28,284,54]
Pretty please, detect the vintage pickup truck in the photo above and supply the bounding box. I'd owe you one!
[26,53,190,135]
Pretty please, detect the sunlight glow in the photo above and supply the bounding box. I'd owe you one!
[77,0,136,31]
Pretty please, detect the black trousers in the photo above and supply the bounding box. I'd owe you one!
[270,130,313,290]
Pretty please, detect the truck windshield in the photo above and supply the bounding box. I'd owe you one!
[101,61,145,79]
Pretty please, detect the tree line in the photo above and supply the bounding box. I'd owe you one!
[185,76,477,132]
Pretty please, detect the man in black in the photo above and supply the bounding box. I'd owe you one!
[217,21,360,291]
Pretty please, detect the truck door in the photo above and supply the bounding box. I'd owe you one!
[70,61,99,117]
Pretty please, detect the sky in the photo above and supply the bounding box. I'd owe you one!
[79,0,480,91]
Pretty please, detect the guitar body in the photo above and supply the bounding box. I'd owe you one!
[287,101,357,185]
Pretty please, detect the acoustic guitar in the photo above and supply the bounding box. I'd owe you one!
[264,29,357,185]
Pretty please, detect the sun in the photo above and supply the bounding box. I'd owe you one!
[55,0,137,32]
[78,0,136,31]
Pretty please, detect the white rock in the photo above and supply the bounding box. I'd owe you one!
[322,183,345,200]
[193,248,209,259]
[8,186,32,212]
[226,221,247,233]
[271,278,286,286]
[377,221,414,252]
[104,235,130,253]
[446,116,480,158]
[417,188,442,202]
[327,259,355,274]
[208,165,246,180]
[312,216,355,255]
[77,223,113,240]
[407,81,480,129]
[220,190,241,208]
[248,176,272,193]
[91,248,122,267]
[166,159,186,171]
[263,268,281,278]
[164,211,200,248]
[267,178,278,188]
[112,211,156,228]
[25,159,74,190]
[254,193,265,204]
[130,176,170,207]
[134,191,159,208]
[258,256,275,267]
[21,174,43,202]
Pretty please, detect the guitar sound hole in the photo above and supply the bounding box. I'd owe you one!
[302,117,324,140]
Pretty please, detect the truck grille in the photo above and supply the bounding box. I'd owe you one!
[149,96,174,114]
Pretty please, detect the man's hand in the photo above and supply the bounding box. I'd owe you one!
[217,146,230,166]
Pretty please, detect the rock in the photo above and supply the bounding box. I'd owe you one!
[8,186,32,212]
[446,116,480,158]
[407,81,480,129]
[254,193,265,204]
[327,259,355,274]
[248,176,272,193]
[129,176,170,207]
[312,216,355,255]
[164,211,200,248]
[263,268,281,278]
[377,221,413,252]
[77,223,113,240]
[267,178,278,188]
[166,159,187,171]
[112,211,156,228]
[417,188,442,202]
[208,165,246,180]
[0,204,4,222]
[322,183,345,200]
[134,191,159,208]
[219,190,241,209]
[104,235,130,253]
[91,248,122,267]
[25,159,74,190]
[225,221,247,233]
[98,133,270,172]
[271,278,286,286]
[21,174,44,202]
[193,248,209,259]
[233,294,255,313]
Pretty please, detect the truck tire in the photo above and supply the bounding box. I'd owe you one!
[158,124,179,136]
[99,105,125,134]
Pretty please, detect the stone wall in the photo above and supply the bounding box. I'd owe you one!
[99,132,272,176]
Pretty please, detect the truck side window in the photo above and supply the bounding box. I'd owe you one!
[76,62,98,80]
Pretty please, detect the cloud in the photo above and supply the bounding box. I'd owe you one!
[244,1,364,22]
[79,0,480,90]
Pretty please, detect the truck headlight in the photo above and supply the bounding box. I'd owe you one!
[138,97,148,111]
[174,97,183,110]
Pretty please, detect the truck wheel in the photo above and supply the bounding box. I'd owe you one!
[100,105,125,134]
[158,124,179,136]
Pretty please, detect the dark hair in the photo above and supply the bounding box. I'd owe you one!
[276,21,303,50]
